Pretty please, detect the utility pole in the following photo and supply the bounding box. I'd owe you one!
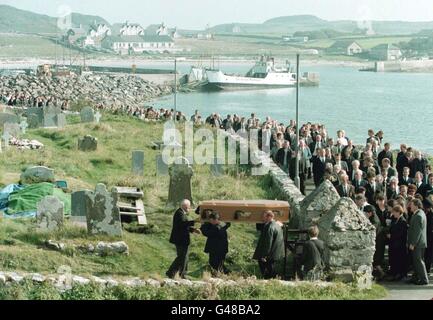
[294,53,301,190]
[174,58,177,123]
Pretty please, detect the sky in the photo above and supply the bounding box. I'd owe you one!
[1,0,433,29]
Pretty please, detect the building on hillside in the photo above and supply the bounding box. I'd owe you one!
[327,40,363,56]
[282,36,309,43]
[369,44,402,61]
[102,35,175,55]
[84,23,112,47]
[232,25,242,33]
[118,21,145,36]
[171,27,182,39]
[156,23,169,36]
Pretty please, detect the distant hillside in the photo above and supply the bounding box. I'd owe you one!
[210,15,433,36]
[0,5,109,34]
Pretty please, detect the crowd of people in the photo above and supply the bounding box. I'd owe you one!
[165,111,432,285]
[0,90,71,110]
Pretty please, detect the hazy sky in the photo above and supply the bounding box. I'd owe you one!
[2,0,433,29]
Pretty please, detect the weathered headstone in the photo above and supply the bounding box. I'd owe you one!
[71,191,91,224]
[27,114,40,129]
[211,157,225,177]
[4,123,21,137]
[156,154,168,176]
[132,150,144,176]
[167,161,194,207]
[19,120,28,134]
[43,106,61,127]
[95,111,102,124]
[26,108,44,128]
[78,135,98,151]
[2,131,10,149]
[80,107,95,123]
[299,180,341,229]
[0,113,19,127]
[20,166,55,184]
[56,114,67,128]
[85,184,122,237]
[36,196,64,231]
[318,197,375,286]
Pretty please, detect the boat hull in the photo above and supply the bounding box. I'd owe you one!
[203,82,295,91]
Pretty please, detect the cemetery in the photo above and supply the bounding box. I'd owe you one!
[0,109,386,300]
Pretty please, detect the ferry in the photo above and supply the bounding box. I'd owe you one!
[205,56,298,90]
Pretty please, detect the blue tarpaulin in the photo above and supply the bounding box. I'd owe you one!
[0,184,24,210]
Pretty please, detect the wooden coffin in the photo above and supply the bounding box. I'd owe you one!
[198,200,290,223]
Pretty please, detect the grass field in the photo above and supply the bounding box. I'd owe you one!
[0,113,387,299]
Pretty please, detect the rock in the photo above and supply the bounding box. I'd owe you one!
[90,276,107,286]
[5,272,24,283]
[78,135,98,151]
[20,166,55,184]
[146,279,161,287]
[30,273,46,283]
[72,275,91,286]
[95,241,129,255]
[0,273,6,284]
[45,240,66,251]
[318,198,376,275]
[123,278,145,287]
[300,180,340,229]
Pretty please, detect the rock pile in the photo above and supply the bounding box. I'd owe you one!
[0,74,172,109]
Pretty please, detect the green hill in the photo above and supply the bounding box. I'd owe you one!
[0,4,109,34]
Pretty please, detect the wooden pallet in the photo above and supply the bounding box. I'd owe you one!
[114,187,147,225]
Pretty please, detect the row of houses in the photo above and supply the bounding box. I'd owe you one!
[66,21,178,55]
[327,40,403,61]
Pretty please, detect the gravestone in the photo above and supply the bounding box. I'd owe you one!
[318,197,375,287]
[167,160,194,208]
[156,154,168,176]
[4,123,21,137]
[20,166,55,184]
[43,106,61,127]
[211,157,225,177]
[85,184,122,236]
[71,191,91,225]
[56,114,67,128]
[36,196,64,231]
[26,108,44,128]
[132,150,144,176]
[2,131,10,149]
[95,112,102,124]
[80,107,95,123]
[78,135,98,151]
[19,120,28,134]
[299,180,341,229]
[0,113,19,127]
[27,114,40,129]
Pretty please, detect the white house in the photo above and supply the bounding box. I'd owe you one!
[119,22,145,36]
[102,35,175,55]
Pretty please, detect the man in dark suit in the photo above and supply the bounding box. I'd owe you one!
[300,225,325,281]
[253,210,284,279]
[378,143,394,168]
[396,144,409,179]
[309,135,325,156]
[399,167,414,186]
[365,173,383,205]
[407,199,429,285]
[364,205,386,280]
[423,197,433,274]
[336,172,355,199]
[333,153,349,173]
[166,199,198,279]
[200,212,231,275]
[381,158,397,178]
[275,141,292,174]
[419,173,433,199]
[352,170,367,193]
[312,148,327,187]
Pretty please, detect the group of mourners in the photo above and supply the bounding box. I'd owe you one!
[0,90,71,110]
[166,111,432,285]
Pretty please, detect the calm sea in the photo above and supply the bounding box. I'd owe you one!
[150,63,433,154]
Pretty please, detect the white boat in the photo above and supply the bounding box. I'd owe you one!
[205,56,297,90]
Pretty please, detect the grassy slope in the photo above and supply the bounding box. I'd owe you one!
[0,114,274,279]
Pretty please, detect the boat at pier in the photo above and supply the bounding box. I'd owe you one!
[203,56,318,91]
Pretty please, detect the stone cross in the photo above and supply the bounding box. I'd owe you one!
[95,112,102,124]
[20,120,28,134]
[2,131,10,149]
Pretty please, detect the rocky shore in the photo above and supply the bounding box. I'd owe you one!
[0,73,173,109]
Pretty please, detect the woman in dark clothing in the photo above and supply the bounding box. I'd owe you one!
[388,205,408,281]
